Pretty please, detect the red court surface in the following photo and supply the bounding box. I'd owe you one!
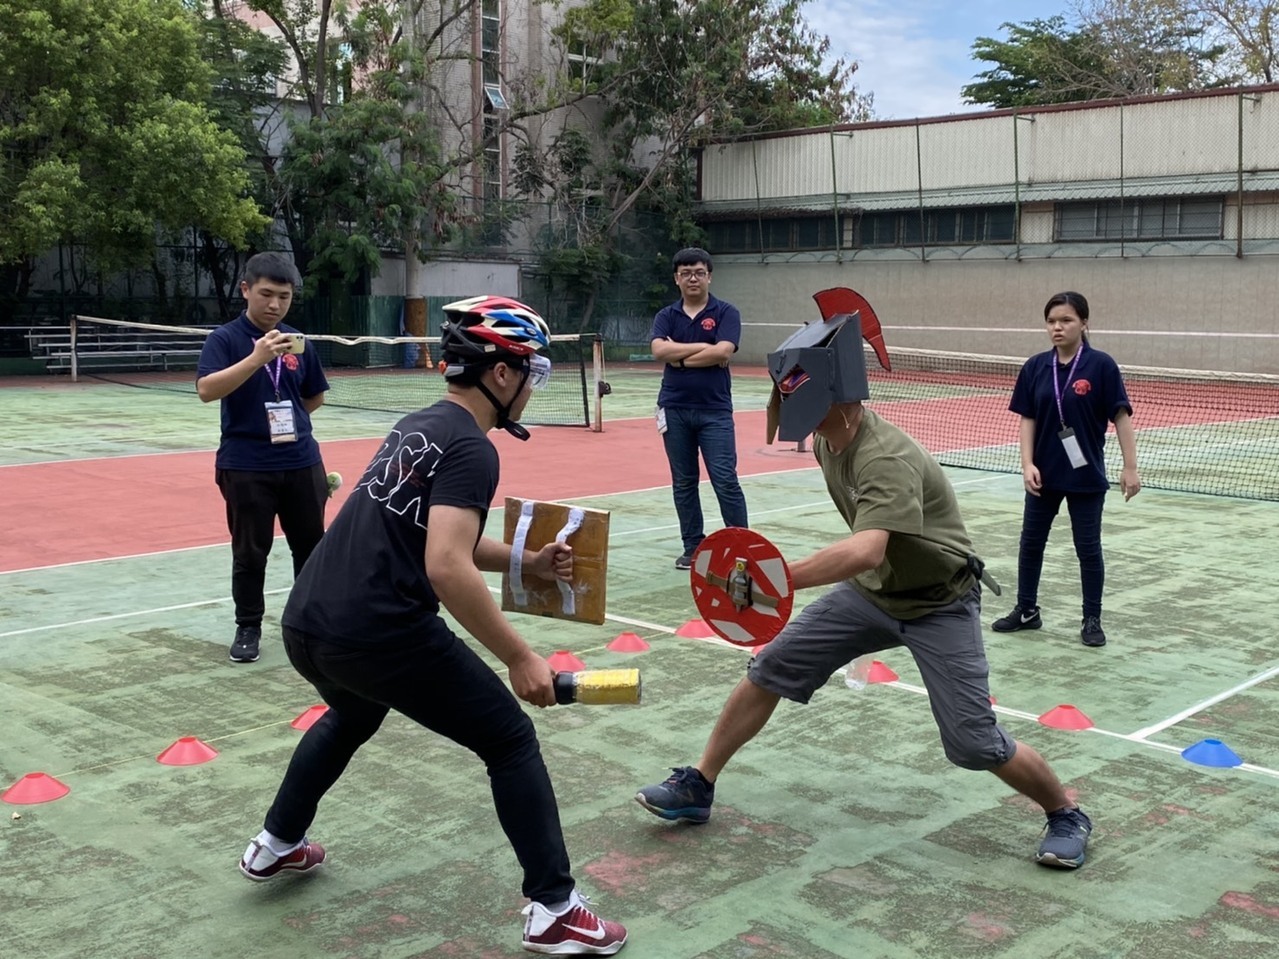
[1,411,816,572]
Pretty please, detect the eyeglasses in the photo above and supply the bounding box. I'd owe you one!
[675,270,709,281]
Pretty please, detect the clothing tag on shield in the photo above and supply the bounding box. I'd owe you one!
[690,528,794,647]
[1058,427,1087,468]
[266,401,298,443]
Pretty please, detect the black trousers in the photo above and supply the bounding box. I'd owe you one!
[216,465,327,627]
[264,625,575,905]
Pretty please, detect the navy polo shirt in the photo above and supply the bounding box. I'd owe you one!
[649,294,741,412]
[1009,344,1132,492]
[196,313,330,471]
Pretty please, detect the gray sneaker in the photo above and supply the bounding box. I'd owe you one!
[636,766,715,823]
[1036,807,1092,868]
[674,554,693,570]
[229,625,261,663]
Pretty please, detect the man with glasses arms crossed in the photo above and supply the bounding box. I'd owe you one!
[649,248,750,569]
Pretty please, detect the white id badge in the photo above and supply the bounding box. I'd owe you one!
[655,405,668,435]
[266,401,298,443]
[1058,427,1087,468]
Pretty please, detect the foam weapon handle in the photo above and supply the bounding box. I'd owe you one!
[553,669,642,705]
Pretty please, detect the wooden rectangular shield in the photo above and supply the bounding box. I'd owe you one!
[500,497,610,625]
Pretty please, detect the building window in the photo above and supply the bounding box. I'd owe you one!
[481,0,500,86]
[567,43,601,85]
[1055,198,1224,241]
[478,0,504,210]
[705,216,840,254]
[854,207,1015,248]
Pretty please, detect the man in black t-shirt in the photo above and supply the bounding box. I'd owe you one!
[237,296,627,956]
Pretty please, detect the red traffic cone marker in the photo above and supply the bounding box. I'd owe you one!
[547,650,587,671]
[607,632,650,653]
[157,736,219,766]
[675,619,718,639]
[2,772,71,805]
[1038,705,1094,730]
[291,704,329,731]
[866,660,899,684]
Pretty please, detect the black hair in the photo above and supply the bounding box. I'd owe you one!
[1044,291,1090,342]
[243,252,301,291]
[1043,291,1089,321]
[672,247,713,273]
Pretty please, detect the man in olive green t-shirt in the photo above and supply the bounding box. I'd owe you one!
[635,310,1094,871]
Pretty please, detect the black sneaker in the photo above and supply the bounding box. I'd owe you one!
[1036,807,1092,868]
[992,605,1042,632]
[635,766,714,823]
[1080,616,1107,647]
[229,625,261,663]
[674,554,693,570]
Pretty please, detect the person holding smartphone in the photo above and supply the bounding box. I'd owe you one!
[196,252,331,664]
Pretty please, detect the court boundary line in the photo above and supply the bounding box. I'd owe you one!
[9,553,1277,782]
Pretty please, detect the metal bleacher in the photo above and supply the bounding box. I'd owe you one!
[25,323,209,378]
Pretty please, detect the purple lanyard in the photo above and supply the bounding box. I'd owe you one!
[257,335,283,400]
[1050,345,1083,428]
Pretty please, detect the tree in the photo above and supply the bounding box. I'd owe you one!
[0,0,267,297]
[524,0,873,327]
[963,17,1118,106]
[1192,0,1279,82]
[202,0,599,302]
[963,3,1230,108]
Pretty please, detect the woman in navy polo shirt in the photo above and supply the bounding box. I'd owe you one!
[991,292,1141,648]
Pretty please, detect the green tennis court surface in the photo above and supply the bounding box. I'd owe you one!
[3,380,1279,959]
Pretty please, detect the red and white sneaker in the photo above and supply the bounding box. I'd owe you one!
[521,890,627,955]
[239,837,326,881]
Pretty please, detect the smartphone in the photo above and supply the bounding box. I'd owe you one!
[282,333,306,355]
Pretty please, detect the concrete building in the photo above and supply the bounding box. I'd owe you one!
[696,86,1279,375]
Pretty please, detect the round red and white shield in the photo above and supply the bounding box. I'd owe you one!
[690,528,794,647]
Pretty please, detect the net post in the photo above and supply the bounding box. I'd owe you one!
[69,315,80,383]
[590,334,605,433]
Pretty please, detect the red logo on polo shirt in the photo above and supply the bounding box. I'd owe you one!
[1073,379,1091,396]
[701,317,716,331]
[283,354,300,371]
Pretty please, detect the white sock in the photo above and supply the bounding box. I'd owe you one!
[256,829,301,857]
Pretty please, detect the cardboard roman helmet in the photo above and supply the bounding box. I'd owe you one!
[766,288,892,444]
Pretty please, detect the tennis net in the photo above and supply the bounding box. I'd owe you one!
[860,346,1279,501]
[59,315,606,430]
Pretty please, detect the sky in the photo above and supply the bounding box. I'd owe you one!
[805,0,1074,120]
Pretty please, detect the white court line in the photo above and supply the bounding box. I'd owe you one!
[7,558,1275,782]
[1127,664,1279,740]
[866,678,1279,780]
[0,588,290,639]
[740,322,1279,340]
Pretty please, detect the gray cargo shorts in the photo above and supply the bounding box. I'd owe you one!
[747,583,1015,770]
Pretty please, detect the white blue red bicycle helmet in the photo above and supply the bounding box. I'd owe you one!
[440,295,550,361]
[439,295,552,440]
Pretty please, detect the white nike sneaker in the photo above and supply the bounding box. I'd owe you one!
[521,889,627,955]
